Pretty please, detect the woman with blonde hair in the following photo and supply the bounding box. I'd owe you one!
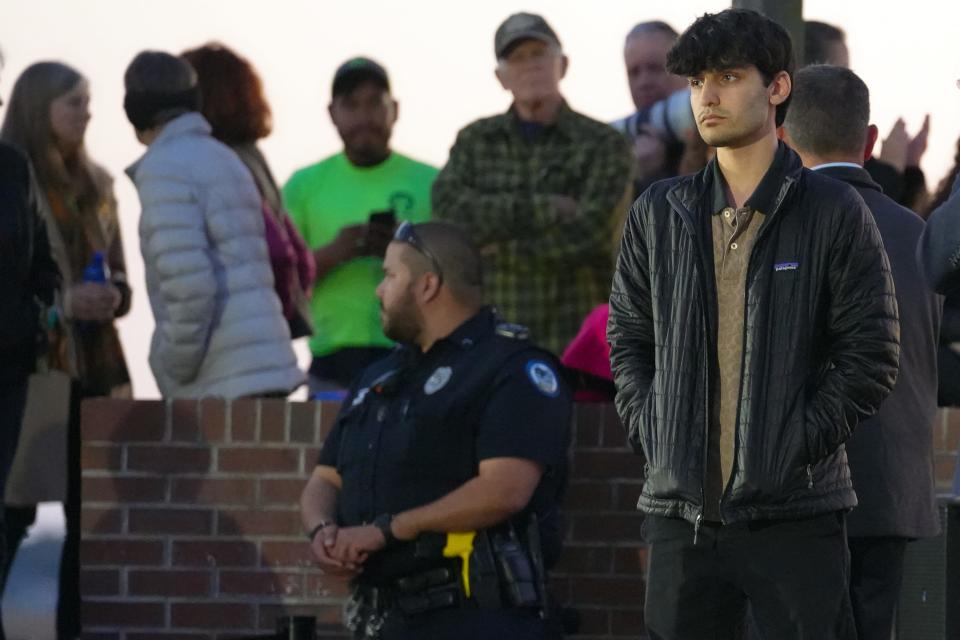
[0,60,131,640]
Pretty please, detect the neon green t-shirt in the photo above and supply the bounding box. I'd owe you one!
[283,152,437,358]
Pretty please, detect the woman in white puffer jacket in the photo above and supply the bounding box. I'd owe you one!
[123,51,303,398]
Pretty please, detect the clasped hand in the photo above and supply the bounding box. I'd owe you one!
[307,524,387,580]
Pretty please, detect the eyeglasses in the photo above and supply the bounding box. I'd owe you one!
[394,221,444,284]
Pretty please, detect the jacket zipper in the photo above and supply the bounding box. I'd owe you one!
[718,179,798,519]
[669,176,797,535]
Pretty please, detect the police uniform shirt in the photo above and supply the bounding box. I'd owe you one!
[317,307,571,559]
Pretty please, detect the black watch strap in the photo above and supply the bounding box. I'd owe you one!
[373,513,396,547]
[307,520,330,542]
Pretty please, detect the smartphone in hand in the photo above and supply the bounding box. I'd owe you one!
[369,210,397,229]
[367,209,397,257]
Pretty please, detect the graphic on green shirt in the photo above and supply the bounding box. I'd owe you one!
[283,152,437,357]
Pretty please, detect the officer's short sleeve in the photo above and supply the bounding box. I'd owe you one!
[315,387,364,468]
[476,351,571,467]
[316,411,345,468]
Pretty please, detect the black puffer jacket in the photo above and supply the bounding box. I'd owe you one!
[609,144,900,526]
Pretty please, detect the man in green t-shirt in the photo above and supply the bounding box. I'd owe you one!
[284,58,437,393]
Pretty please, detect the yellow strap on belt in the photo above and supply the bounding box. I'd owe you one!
[442,531,476,597]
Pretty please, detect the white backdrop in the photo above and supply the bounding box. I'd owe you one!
[2,0,958,398]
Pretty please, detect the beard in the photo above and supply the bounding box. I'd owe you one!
[381,287,422,345]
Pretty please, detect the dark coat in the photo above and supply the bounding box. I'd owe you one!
[819,165,941,539]
[609,143,901,526]
[920,174,960,295]
[0,142,59,385]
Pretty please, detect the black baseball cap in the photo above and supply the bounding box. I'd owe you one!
[494,12,562,60]
[331,57,390,97]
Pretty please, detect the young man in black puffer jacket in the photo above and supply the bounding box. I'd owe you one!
[608,9,900,640]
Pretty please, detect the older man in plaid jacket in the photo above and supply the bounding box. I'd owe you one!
[433,12,633,354]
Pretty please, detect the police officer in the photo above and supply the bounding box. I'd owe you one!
[300,221,571,639]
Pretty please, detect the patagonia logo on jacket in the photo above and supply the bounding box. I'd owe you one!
[774,261,799,272]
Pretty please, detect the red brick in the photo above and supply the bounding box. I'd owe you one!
[601,411,628,449]
[289,402,317,443]
[611,608,645,635]
[217,447,299,473]
[304,573,352,599]
[563,482,614,512]
[571,606,610,634]
[614,482,645,511]
[83,600,165,626]
[170,399,200,441]
[82,539,164,566]
[129,508,213,535]
[217,508,302,536]
[82,399,167,442]
[127,445,211,474]
[170,478,255,505]
[943,409,960,451]
[170,602,254,629]
[261,399,287,441]
[574,403,603,446]
[572,450,644,480]
[935,453,958,489]
[549,575,571,600]
[219,570,302,597]
[172,540,257,567]
[318,401,341,440]
[258,603,345,630]
[570,576,646,606]
[81,444,122,472]
[259,478,305,507]
[80,569,120,596]
[612,546,648,575]
[127,634,210,640]
[83,476,167,504]
[553,545,613,574]
[129,569,211,596]
[199,397,227,442]
[231,399,258,441]
[571,513,645,543]
[260,540,312,568]
[82,507,123,535]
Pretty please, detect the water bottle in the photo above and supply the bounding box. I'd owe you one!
[78,251,110,333]
[83,251,109,283]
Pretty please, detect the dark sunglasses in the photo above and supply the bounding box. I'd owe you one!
[394,221,444,284]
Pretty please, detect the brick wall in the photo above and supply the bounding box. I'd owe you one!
[80,399,960,640]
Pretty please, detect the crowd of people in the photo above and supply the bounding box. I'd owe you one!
[2,6,960,640]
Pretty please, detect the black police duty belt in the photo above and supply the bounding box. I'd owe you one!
[349,516,549,626]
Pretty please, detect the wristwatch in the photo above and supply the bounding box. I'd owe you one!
[306,520,330,542]
[372,513,397,548]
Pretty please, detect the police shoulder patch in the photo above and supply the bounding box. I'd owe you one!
[525,360,559,397]
[495,322,530,340]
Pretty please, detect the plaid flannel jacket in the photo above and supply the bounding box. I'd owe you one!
[433,102,633,354]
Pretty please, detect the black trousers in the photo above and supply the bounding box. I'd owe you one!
[373,608,545,640]
[848,536,907,640]
[4,379,80,640]
[643,512,857,640]
[0,380,29,634]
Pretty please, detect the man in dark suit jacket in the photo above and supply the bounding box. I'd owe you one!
[781,64,942,640]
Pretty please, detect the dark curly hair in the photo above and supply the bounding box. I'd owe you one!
[666,8,794,126]
[181,43,272,144]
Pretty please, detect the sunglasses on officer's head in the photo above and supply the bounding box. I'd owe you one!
[393,221,444,285]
